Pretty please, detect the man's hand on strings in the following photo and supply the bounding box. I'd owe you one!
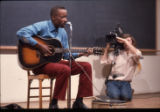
[78,48,93,57]
[35,43,53,56]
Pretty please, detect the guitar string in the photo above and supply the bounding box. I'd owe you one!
[69,53,102,97]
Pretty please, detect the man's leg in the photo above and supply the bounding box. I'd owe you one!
[33,61,71,108]
[58,60,93,108]
[71,61,93,108]
[59,60,93,98]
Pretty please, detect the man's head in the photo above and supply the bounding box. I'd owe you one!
[50,6,68,28]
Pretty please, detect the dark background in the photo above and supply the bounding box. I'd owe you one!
[0,0,156,49]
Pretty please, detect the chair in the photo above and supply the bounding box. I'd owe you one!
[27,70,54,109]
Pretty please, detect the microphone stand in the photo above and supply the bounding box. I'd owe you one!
[67,22,72,108]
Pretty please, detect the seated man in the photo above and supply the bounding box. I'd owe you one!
[17,6,93,109]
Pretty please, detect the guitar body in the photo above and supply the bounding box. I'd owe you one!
[18,36,104,70]
[18,36,63,70]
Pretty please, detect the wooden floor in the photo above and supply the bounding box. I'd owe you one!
[1,93,160,109]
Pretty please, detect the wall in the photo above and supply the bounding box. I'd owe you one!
[157,0,160,49]
[0,0,156,49]
[0,0,160,103]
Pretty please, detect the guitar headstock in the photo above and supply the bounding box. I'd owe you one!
[93,47,104,55]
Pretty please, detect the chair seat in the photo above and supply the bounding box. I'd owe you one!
[28,74,52,80]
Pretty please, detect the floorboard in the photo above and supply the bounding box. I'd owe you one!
[1,93,160,109]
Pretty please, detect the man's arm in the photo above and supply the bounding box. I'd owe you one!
[17,21,53,56]
[77,48,93,58]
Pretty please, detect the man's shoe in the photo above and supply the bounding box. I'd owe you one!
[72,101,88,109]
[49,103,59,109]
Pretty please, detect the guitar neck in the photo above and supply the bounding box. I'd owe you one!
[55,48,89,53]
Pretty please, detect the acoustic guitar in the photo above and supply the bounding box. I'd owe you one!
[18,36,104,70]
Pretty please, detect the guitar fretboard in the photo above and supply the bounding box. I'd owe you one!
[55,48,88,53]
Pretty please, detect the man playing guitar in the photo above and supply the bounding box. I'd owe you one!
[17,6,93,109]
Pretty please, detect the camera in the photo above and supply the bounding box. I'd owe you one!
[105,24,125,55]
[105,32,124,50]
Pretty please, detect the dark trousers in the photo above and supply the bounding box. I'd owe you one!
[33,60,93,100]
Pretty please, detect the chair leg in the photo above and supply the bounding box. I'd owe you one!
[39,79,43,109]
[27,80,31,109]
[49,79,53,104]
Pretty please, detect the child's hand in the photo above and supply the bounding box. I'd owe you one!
[116,37,127,44]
